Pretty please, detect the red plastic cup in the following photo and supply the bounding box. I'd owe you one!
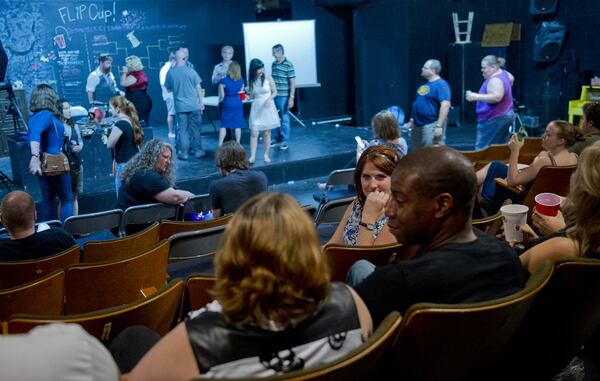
[534,192,561,216]
[238,91,246,101]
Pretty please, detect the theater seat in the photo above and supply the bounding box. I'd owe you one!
[0,270,65,321]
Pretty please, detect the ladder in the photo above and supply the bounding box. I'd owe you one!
[452,12,474,44]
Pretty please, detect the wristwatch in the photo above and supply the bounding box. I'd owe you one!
[359,221,376,231]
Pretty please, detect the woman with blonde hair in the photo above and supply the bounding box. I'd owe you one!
[125,192,371,380]
[466,55,515,149]
[120,55,152,126]
[218,60,244,146]
[520,141,600,273]
[476,120,579,213]
[27,84,73,222]
[106,96,144,195]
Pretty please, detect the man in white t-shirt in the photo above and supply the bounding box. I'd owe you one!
[159,52,176,138]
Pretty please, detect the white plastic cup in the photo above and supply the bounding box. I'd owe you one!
[500,204,529,243]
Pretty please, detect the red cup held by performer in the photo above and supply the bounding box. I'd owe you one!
[238,90,246,101]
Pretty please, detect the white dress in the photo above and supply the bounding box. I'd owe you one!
[249,77,280,131]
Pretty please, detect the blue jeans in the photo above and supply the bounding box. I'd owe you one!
[273,96,290,143]
[411,121,446,150]
[176,110,204,157]
[346,259,376,287]
[38,173,73,223]
[475,113,514,150]
[115,162,127,197]
[481,160,509,202]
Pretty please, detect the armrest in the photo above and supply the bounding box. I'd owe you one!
[495,178,525,195]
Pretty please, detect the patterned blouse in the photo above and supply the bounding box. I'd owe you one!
[343,201,389,246]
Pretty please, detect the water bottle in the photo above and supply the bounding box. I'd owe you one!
[517,123,528,141]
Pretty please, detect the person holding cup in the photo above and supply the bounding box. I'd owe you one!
[519,141,600,274]
[217,61,244,146]
[476,120,580,213]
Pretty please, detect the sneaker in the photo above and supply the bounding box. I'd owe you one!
[270,141,279,148]
[168,132,176,139]
[178,155,189,161]
[280,142,288,150]
[194,149,206,159]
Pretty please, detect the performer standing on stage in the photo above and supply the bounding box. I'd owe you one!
[248,58,280,164]
[106,96,144,196]
[211,45,234,86]
[271,44,295,151]
[466,55,515,150]
[218,61,244,146]
[404,59,451,149]
[86,54,123,105]
[120,55,152,127]
[28,84,73,222]
[160,53,176,139]
[165,49,205,160]
[58,99,84,216]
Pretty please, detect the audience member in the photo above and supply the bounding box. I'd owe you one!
[165,48,205,160]
[570,102,600,155]
[86,54,122,105]
[328,145,399,247]
[28,84,73,222]
[405,59,451,148]
[217,61,244,146]
[58,99,83,216]
[120,55,152,126]
[476,120,579,213]
[209,141,267,217]
[211,45,234,85]
[0,324,119,381]
[519,141,600,273]
[117,139,193,210]
[350,146,523,326]
[248,58,280,164]
[159,52,176,138]
[271,44,295,150]
[106,96,144,196]
[125,192,371,380]
[362,109,408,158]
[466,55,515,150]
[0,191,75,261]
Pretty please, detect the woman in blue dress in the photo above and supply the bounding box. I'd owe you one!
[218,61,244,146]
[28,84,73,222]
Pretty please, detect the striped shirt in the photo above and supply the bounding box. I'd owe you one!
[271,58,296,97]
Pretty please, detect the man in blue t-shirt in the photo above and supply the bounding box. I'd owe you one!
[406,59,451,149]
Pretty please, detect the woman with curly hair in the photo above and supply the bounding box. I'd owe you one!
[27,84,73,222]
[520,141,600,273]
[106,95,144,196]
[120,55,152,126]
[125,192,372,380]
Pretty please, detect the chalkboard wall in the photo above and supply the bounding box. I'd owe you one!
[0,0,256,126]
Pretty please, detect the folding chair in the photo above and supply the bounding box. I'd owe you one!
[121,202,179,236]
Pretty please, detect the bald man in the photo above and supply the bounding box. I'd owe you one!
[0,191,76,261]
[349,146,523,325]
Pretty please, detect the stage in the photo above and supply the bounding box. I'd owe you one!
[0,120,484,213]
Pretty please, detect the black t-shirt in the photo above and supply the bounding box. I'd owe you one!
[117,170,171,209]
[0,228,77,261]
[209,170,268,215]
[355,229,524,326]
[114,120,139,163]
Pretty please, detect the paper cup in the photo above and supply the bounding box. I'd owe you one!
[238,91,246,101]
[500,204,529,242]
[534,192,561,216]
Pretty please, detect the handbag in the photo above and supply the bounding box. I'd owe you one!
[40,120,70,176]
[41,152,70,176]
